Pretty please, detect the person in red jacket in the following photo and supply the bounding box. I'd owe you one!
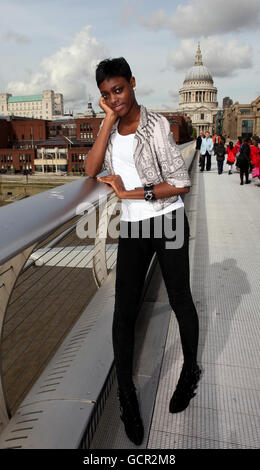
[251,137,260,185]
[226,141,236,174]
[250,137,259,167]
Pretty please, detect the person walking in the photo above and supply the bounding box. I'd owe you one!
[250,136,259,169]
[251,137,260,186]
[236,137,251,185]
[196,130,204,167]
[215,138,226,174]
[226,141,236,174]
[200,131,214,171]
[213,132,220,154]
[85,57,201,446]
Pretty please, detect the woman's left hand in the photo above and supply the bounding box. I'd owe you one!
[97,174,126,199]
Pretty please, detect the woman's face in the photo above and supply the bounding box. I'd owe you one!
[99,76,136,117]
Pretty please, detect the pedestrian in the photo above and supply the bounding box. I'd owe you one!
[233,137,242,172]
[85,57,201,446]
[213,132,220,155]
[251,137,260,185]
[215,138,226,174]
[226,141,236,174]
[236,137,251,185]
[196,130,204,167]
[250,136,259,168]
[200,131,214,171]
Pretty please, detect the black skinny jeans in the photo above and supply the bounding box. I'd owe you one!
[200,151,211,171]
[113,209,199,391]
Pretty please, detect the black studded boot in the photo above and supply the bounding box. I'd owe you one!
[169,363,202,413]
[118,385,144,446]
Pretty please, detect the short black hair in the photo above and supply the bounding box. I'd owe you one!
[96,57,132,87]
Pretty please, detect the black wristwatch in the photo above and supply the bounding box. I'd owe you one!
[144,184,155,201]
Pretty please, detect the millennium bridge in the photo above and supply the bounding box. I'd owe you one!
[0,141,259,449]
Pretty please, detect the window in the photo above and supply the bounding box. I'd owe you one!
[241,120,253,137]
[201,113,204,120]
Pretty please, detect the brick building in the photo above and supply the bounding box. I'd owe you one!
[0,109,191,174]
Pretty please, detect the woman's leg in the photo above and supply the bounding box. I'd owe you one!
[113,224,154,391]
[154,211,199,368]
[153,211,200,412]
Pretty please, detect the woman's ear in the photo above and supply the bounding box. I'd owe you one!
[130,76,136,90]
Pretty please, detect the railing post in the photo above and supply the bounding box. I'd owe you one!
[93,195,119,288]
[0,245,36,430]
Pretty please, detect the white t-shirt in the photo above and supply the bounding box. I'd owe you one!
[112,130,184,222]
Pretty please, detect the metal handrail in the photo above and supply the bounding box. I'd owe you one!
[0,175,112,267]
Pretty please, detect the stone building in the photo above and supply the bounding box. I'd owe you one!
[0,90,64,120]
[222,96,260,139]
[179,43,219,135]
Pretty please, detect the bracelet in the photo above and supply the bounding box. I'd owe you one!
[144,184,155,201]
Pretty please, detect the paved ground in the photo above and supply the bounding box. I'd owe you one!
[91,156,260,449]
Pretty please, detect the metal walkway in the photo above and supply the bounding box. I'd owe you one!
[91,158,260,449]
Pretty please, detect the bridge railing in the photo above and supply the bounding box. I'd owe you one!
[0,141,196,447]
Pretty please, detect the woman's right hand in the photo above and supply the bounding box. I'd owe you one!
[99,97,118,124]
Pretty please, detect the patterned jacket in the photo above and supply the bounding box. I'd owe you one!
[102,105,191,211]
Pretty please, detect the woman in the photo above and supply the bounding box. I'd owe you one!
[85,58,201,446]
[236,137,251,185]
[226,141,236,174]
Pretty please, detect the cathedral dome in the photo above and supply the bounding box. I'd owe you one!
[184,65,213,82]
[184,43,213,83]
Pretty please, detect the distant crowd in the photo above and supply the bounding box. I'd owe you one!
[196,131,260,186]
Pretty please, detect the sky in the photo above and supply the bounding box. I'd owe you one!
[0,0,260,114]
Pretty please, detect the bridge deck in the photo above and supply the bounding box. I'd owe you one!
[91,157,260,449]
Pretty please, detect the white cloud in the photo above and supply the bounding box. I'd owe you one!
[139,0,260,37]
[6,26,108,108]
[168,37,252,78]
